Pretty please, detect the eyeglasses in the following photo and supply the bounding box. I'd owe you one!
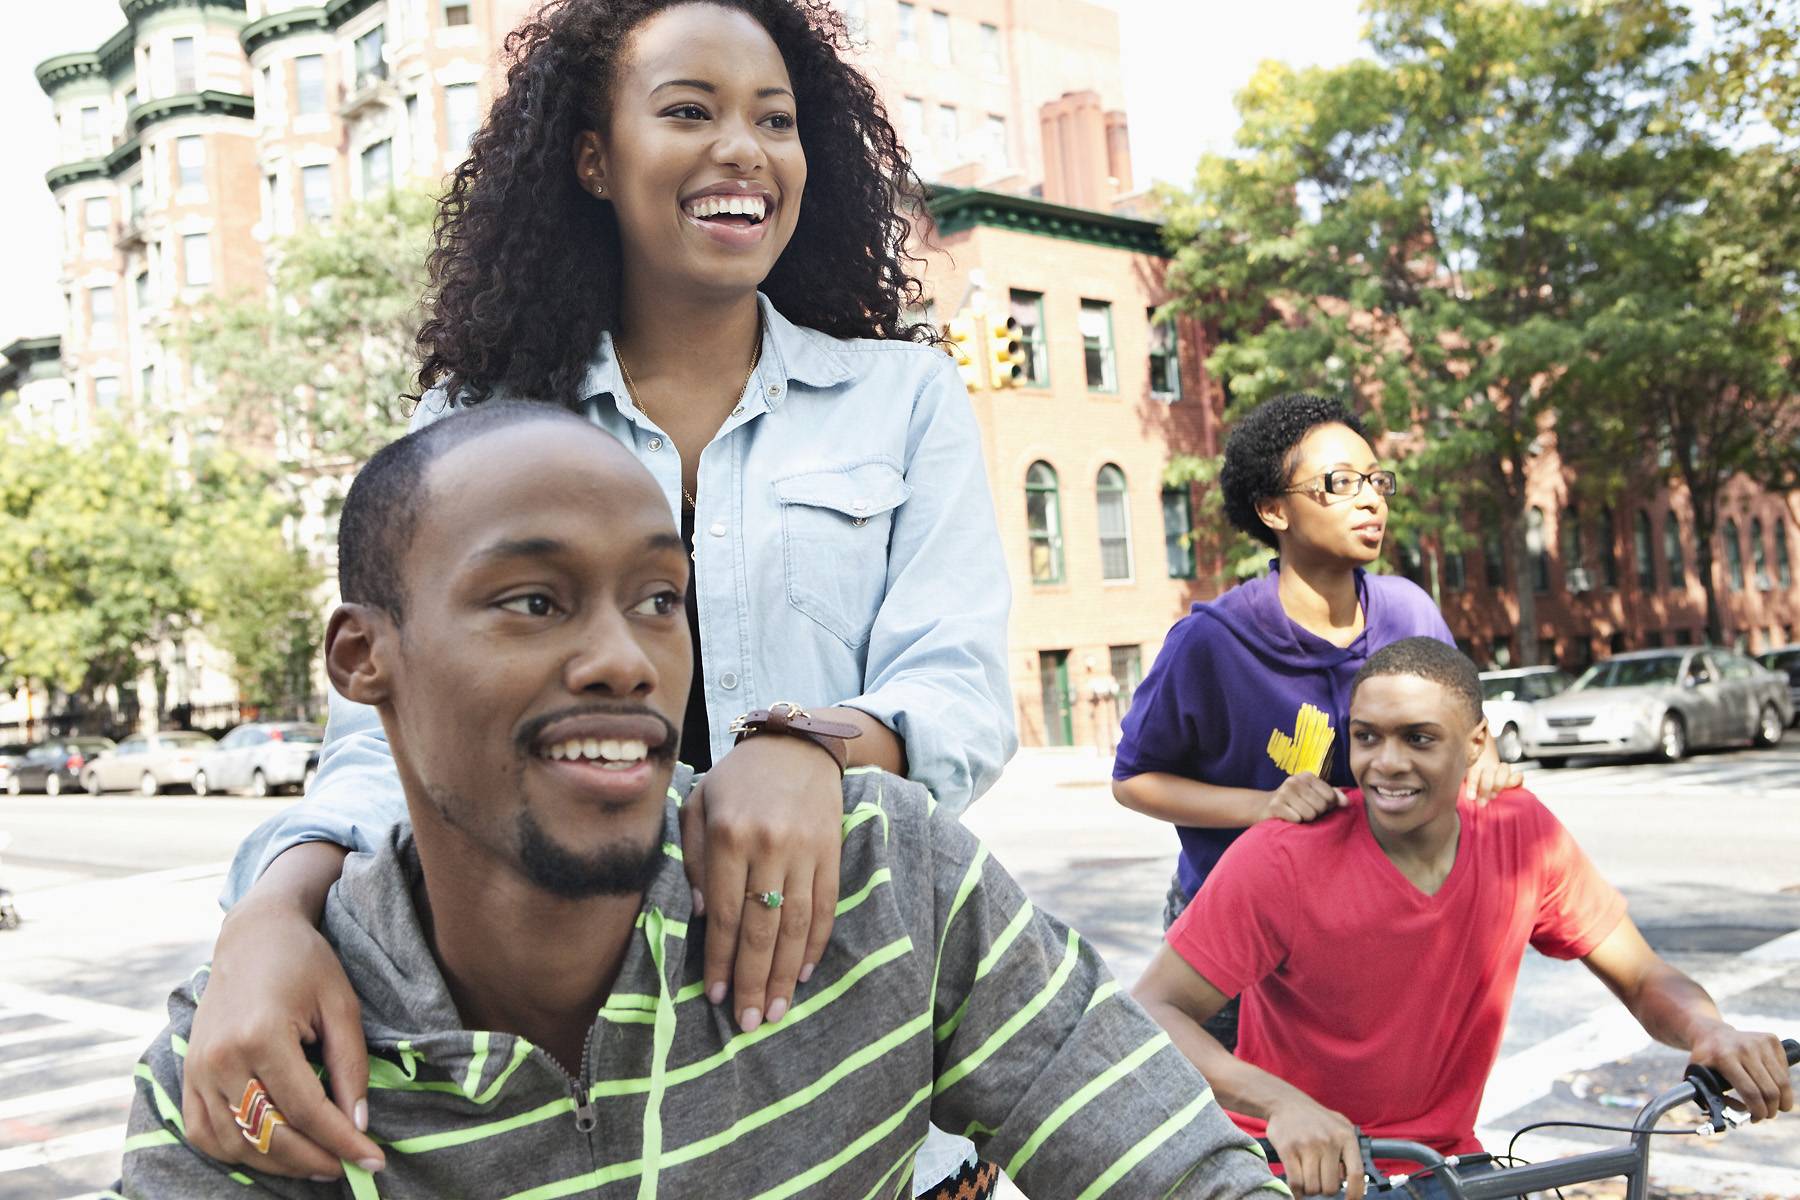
[1284,469,1399,499]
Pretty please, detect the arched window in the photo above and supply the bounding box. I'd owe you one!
[1024,462,1064,584]
[1161,487,1194,579]
[1664,513,1687,587]
[1751,518,1768,589]
[1527,507,1549,593]
[1634,510,1655,590]
[1723,518,1745,592]
[1778,521,1793,589]
[1096,464,1133,581]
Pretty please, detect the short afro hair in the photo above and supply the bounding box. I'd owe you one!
[1350,637,1484,727]
[1219,393,1368,549]
[338,400,597,622]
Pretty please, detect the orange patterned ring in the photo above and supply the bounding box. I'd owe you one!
[230,1078,288,1154]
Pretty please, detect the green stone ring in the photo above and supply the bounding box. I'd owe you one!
[749,889,783,910]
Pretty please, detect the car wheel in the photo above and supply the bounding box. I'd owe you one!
[1754,704,1783,748]
[83,772,102,795]
[6,775,19,796]
[1536,756,1569,769]
[139,772,160,798]
[45,773,61,797]
[191,771,208,798]
[302,764,318,794]
[250,769,269,798]
[1658,713,1687,762]
[1496,724,1523,763]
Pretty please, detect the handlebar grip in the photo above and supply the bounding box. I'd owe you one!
[1686,1038,1800,1098]
[1786,1038,1799,1067]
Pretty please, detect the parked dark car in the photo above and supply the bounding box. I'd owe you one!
[6,737,117,796]
[0,743,34,793]
[1757,645,1800,727]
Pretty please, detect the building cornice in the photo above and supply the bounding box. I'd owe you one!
[46,159,108,193]
[107,136,144,176]
[131,89,255,137]
[34,53,103,96]
[323,0,380,28]
[1,336,63,370]
[240,6,328,56]
[98,25,138,77]
[926,187,1167,257]
[121,0,248,21]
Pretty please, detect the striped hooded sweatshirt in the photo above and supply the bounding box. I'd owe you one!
[119,768,1287,1200]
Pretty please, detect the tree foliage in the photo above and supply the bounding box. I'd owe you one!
[1160,0,1800,655]
[181,188,432,470]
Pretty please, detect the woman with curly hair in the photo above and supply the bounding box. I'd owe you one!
[1111,393,1517,1049]
[176,1,1013,1194]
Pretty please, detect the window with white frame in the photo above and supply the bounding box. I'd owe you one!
[355,26,386,87]
[135,270,151,311]
[896,2,917,51]
[443,0,472,26]
[929,9,952,63]
[1148,309,1181,398]
[1161,487,1194,578]
[90,285,116,331]
[176,135,204,189]
[934,104,957,159]
[984,114,1008,170]
[295,55,325,115]
[84,195,109,231]
[80,105,102,144]
[1096,464,1133,581]
[361,139,393,195]
[1080,299,1116,391]
[979,22,1002,73]
[183,232,211,287]
[302,164,332,219]
[95,376,121,410]
[172,37,196,92]
[1009,289,1047,385]
[445,82,480,153]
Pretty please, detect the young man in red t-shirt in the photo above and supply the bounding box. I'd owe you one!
[1134,637,1792,1200]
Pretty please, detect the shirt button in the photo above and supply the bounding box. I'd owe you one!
[646,436,663,451]
[731,406,745,417]
[766,383,781,398]
[720,672,739,690]
[709,522,727,537]
[852,517,868,527]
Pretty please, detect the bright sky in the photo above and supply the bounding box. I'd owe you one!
[0,0,1369,347]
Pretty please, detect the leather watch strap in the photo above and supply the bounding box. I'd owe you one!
[729,701,862,773]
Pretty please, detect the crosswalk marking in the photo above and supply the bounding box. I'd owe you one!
[0,1024,72,1050]
[0,985,163,1040]
[0,1079,134,1123]
[0,1038,146,1082]
[0,1126,123,1176]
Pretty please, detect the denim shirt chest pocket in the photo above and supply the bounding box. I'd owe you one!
[772,457,912,648]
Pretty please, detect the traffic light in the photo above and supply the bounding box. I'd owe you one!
[988,314,1026,388]
[944,315,979,390]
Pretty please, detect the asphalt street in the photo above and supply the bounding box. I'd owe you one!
[2,736,1798,1199]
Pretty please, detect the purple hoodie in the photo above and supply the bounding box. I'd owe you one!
[1114,561,1454,898]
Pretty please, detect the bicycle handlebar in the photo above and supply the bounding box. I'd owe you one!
[1254,1038,1799,1195]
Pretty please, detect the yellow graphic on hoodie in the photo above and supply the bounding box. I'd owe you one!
[1267,702,1336,777]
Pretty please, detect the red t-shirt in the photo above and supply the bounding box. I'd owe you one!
[1169,788,1626,1156]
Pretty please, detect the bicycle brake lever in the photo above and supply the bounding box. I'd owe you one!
[1359,1133,1393,1191]
[1683,1062,1731,1132]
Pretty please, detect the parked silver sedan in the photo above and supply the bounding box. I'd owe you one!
[82,730,217,796]
[1523,647,1792,766]
[1479,667,1574,763]
[1757,645,1800,727]
[192,722,324,797]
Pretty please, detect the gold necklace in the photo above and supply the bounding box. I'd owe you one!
[616,327,764,510]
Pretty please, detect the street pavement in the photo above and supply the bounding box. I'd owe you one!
[2,735,1798,1198]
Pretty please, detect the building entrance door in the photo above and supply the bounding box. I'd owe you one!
[1039,650,1073,746]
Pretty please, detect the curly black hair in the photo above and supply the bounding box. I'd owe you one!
[1352,636,1483,727]
[416,0,935,405]
[1219,393,1368,549]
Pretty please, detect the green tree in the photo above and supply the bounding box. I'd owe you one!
[1160,0,1714,663]
[0,425,193,719]
[1706,0,1800,140]
[181,188,432,472]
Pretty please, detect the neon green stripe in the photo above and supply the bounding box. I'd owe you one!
[836,867,891,916]
[745,1081,933,1200]
[1074,1089,1216,1200]
[471,1038,535,1104]
[1005,1033,1175,1176]
[1085,979,1121,1013]
[661,1013,930,1169]
[346,1161,382,1199]
[859,1133,928,1200]
[935,900,1034,1042]
[634,912,688,938]
[930,847,990,1013]
[636,907,676,1199]
[662,841,683,862]
[1253,1179,1294,1196]
[122,1130,179,1152]
[606,994,659,1011]
[591,935,914,1099]
[601,1010,657,1025]
[228,1170,256,1185]
[170,1034,187,1057]
[842,803,885,840]
[501,1157,643,1200]
[383,1096,574,1154]
[842,765,882,777]
[934,928,1078,1096]
[135,1062,186,1136]
[675,980,708,1004]
[463,1031,490,1096]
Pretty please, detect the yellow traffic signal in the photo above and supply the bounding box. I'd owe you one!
[944,315,980,390]
[988,314,1026,388]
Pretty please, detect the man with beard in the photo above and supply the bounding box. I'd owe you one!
[119,402,1284,1199]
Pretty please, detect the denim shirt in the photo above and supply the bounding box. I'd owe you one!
[222,294,1016,903]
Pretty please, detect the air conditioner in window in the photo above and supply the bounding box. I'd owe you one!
[1756,572,1775,592]
[1566,567,1593,593]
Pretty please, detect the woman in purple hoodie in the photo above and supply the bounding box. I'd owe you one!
[1112,393,1517,1046]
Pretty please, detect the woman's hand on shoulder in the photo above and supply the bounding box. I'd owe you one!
[183,849,384,1179]
[1464,731,1523,805]
[681,736,843,1032]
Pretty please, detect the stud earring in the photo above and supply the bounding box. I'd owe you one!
[595,183,604,195]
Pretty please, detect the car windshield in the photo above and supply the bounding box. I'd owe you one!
[1481,676,1533,701]
[279,726,325,745]
[166,733,215,748]
[1576,657,1684,689]
[1762,650,1800,670]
